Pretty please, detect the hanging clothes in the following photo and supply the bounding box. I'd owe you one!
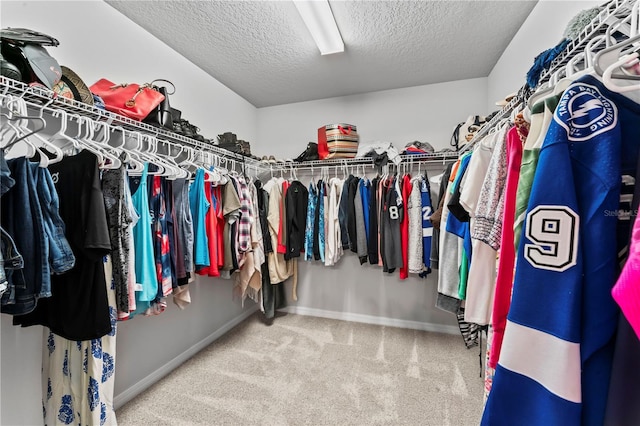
[408,175,424,274]
[338,177,351,250]
[430,162,454,270]
[130,163,159,317]
[317,180,326,263]
[1,157,51,315]
[277,180,290,255]
[284,180,309,260]
[354,179,368,265]
[189,168,210,272]
[382,176,403,273]
[171,177,194,307]
[420,172,434,274]
[367,176,380,265]
[304,181,317,261]
[460,130,502,325]
[42,255,117,426]
[444,153,473,299]
[13,151,112,340]
[436,161,464,313]
[221,177,241,275]
[198,176,219,277]
[102,164,133,316]
[150,175,172,302]
[236,175,254,268]
[399,173,412,279]
[347,176,359,254]
[255,179,286,319]
[488,113,538,367]
[120,172,139,320]
[483,76,640,426]
[264,177,293,284]
[326,177,344,266]
[235,178,263,304]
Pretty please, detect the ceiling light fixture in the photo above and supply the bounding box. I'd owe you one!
[293,0,344,55]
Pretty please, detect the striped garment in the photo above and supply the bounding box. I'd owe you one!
[236,177,254,270]
[482,76,640,426]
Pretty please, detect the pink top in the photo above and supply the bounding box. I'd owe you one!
[612,214,640,340]
[489,127,523,369]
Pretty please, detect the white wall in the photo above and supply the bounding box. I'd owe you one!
[487,0,602,111]
[280,162,459,333]
[0,0,257,142]
[256,78,488,330]
[0,1,258,425]
[256,77,489,159]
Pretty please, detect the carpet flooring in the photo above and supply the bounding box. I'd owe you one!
[116,313,484,425]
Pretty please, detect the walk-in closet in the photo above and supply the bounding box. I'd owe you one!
[2,1,640,425]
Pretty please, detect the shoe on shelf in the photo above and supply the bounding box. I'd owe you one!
[180,119,195,138]
[172,120,183,135]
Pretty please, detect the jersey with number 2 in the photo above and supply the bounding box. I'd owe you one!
[420,177,433,269]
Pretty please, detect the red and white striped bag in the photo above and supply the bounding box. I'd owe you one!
[318,123,359,159]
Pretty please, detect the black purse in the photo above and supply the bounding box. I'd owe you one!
[142,79,175,130]
[294,142,319,162]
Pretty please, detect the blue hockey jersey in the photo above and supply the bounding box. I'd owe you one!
[482,76,640,426]
[420,175,434,270]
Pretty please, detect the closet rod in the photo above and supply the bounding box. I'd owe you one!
[537,0,636,88]
[463,0,636,152]
[0,92,220,168]
[459,93,524,154]
[262,157,456,175]
[0,76,262,167]
[264,151,460,170]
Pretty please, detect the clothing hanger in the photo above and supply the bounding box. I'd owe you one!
[91,121,121,169]
[48,109,82,156]
[3,97,57,166]
[109,126,139,172]
[602,52,640,92]
[0,95,26,142]
[175,145,199,179]
[594,26,640,80]
[159,140,190,180]
[76,116,122,169]
[66,115,105,165]
[0,100,41,157]
[201,152,221,183]
[159,139,189,180]
[146,135,184,179]
[216,155,229,184]
[124,132,153,176]
[134,133,167,176]
[110,126,144,174]
[13,96,65,166]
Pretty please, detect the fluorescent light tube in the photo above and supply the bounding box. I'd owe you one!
[293,0,344,55]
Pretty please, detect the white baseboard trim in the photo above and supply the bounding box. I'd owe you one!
[279,306,459,335]
[114,305,259,409]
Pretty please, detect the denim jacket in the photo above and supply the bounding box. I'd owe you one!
[31,163,75,277]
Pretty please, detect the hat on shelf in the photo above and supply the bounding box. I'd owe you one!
[402,141,435,155]
[495,92,517,107]
[53,66,94,106]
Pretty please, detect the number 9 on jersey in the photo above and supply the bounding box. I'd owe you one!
[524,205,579,272]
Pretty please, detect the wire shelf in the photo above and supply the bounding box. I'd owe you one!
[0,76,262,166]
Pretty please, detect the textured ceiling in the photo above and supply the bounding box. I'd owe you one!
[106,1,537,108]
